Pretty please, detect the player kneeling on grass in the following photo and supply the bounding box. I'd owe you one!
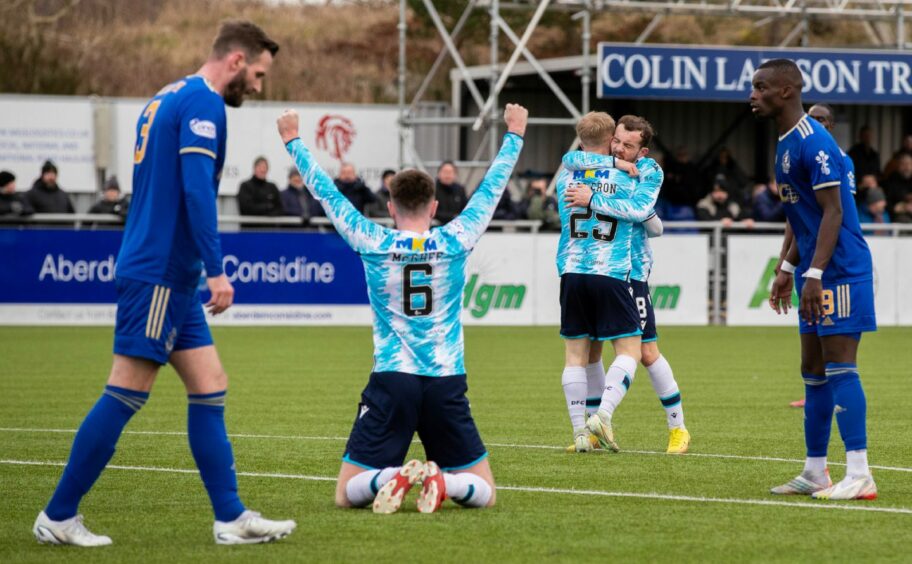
[278,104,528,513]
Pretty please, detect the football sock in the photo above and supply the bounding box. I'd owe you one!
[345,467,400,507]
[802,373,834,458]
[585,362,606,417]
[444,472,492,508]
[826,363,868,454]
[45,385,149,521]
[598,355,637,418]
[187,391,246,522]
[645,355,685,429]
[562,366,588,431]
[803,456,828,477]
[845,449,870,478]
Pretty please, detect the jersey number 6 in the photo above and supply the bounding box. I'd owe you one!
[570,208,618,242]
[403,263,433,317]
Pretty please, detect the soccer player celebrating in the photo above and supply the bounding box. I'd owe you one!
[278,104,528,514]
[752,59,878,500]
[553,112,646,453]
[34,22,297,546]
[562,115,690,454]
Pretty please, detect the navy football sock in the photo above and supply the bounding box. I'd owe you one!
[187,391,245,522]
[826,363,867,452]
[802,373,834,458]
[45,385,149,521]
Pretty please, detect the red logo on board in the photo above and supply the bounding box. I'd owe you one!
[315,114,356,161]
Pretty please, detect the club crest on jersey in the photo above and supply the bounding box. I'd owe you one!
[781,150,791,174]
[395,237,437,252]
[816,150,831,175]
[847,171,856,190]
[779,183,799,204]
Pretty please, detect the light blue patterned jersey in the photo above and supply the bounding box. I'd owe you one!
[286,133,523,377]
[557,151,660,281]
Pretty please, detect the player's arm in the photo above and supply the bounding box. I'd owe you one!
[769,221,798,315]
[569,163,663,223]
[443,104,527,250]
[278,110,386,254]
[643,212,663,238]
[561,151,639,177]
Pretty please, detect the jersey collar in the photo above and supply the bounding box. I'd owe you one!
[778,114,809,142]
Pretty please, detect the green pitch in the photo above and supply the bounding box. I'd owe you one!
[2,326,911,563]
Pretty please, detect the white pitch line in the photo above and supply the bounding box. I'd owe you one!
[2,427,911,474]
[2,459,910,516]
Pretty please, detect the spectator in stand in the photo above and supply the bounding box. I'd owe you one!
[518,176,560,231]
[696,175,744,226]
[882,134,912,179]
[857,186,891,230]
[26,160,74,213]
[0,170,34,218]
[334,162,376,215]
[883,153,912,215]
[280,168,319,221]
[892,192,912,223]
[750,180,785,222]
[848,125,881,179]
[366,169,396,218]
[702,147,750,205]
[856,174,879,208]
[238,156,283,217]
[88,176,129,220]
[434,161,468,224]
[658,147,701,220]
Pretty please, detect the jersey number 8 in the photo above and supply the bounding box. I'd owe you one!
[403,263,433,317]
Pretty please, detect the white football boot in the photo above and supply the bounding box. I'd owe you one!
[770,470,831,496]
[33,511,112,547]
[586,410,620,452]
[812,474,877,501]
[213,510,296,545]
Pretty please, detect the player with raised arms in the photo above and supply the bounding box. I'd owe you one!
[752,59,878,500]
[562,115,690,454]
[34,21,297,546]
[278,104,528,514]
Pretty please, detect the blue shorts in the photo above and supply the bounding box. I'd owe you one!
[559,273,642,341]
[343,372,487,472]
[113,277,213,365]
[795,277,877,336]
[631,279,658,343]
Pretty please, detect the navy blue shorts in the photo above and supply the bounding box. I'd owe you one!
[631,279,658,343]
[795,277,877,336]
[559,273,642,341]
[343,372,487,472]
[113,277,213,365]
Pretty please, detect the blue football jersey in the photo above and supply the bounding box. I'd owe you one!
[557,152,662,282]
[286,133,523,377]
[117,76,226,291]
[841,148,857,195]
[776,114,872,283]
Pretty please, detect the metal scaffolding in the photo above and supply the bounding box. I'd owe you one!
[397,0,910,171]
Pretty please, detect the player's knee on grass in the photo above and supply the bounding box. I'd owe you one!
[641,343,660,367]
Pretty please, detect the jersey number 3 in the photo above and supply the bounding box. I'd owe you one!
[133,100,162,164]
[403,263,433,317]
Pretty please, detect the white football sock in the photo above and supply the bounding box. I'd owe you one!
[846,449,870,478]
[598,355,638,418]
[345,466,399,507]
[444,472,492,508]
[585,361,606,417]
[646,355,685,429]
[562,366,588,431]
[803,456,828,477]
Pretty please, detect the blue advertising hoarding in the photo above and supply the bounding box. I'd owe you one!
[597,43,912,103]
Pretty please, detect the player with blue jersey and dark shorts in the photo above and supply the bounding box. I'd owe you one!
[279,104,528,514]
[552,112,650,454]
[34,22,296,547]
[561,115,690,455]
[752,59,878,501]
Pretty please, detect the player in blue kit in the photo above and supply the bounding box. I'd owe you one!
[34,22,296,546]
[552,112,649,454]
[278,104,528,514]
[562,115,690,454]
[752,59,878,500]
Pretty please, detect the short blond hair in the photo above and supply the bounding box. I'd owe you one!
[576,112,616,149]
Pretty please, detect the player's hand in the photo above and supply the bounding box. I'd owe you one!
[799,277,824,325]
[504,103,528,137]
[615,159,640,177]
[768,270,794,315]
[277,109,300,145]
[564,182,593,208]
[206,274,235,315]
